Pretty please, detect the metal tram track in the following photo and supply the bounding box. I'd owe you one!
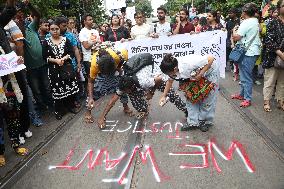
[114,84,284,189]
[1,86,283,189]
[111,118,146,189]
[0,111,82,189]
[219,85,284,162]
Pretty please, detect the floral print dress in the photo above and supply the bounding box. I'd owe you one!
[263,17,284,69]
[42,37,79,100]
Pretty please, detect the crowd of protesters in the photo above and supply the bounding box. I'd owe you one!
[0,0,283,167]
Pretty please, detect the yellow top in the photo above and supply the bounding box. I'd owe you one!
[260,23,266,38]
[90,48,124,79]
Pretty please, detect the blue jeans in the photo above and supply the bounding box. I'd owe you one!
[27,65,52,110]
[186,69,219,126]
[238,55,258,101]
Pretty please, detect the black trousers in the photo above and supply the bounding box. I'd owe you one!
[14,70,30,134]
[0,96,23,155]
[128,81,187,114]
[54,95,76,114]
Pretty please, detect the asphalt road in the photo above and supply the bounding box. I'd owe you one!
[7,79,284,189]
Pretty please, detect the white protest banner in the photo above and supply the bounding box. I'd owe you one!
[0,51,26,76]
[115,31,227,78]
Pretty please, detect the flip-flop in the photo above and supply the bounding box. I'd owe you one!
[97,117,106,130]
[277,100,284,111]
[136,112,148,119]
[84,113,94,123]
[0,155,5,167]
[14,147,29,156]
[231,94,244,100]
[263,103,272,112]
[124,109,135,117]
[240,100,251,108]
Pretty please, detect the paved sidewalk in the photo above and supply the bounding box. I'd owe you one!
[220,72,284,156]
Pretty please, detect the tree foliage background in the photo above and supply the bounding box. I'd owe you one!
[0,0,107,24]
[127,0,153,17]
[164,0,263,16]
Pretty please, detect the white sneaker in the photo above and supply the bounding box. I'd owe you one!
[19,136,25,145]
[254,80,262,86]
[24,130,33,138]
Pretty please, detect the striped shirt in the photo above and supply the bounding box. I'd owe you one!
[4,20,24,51]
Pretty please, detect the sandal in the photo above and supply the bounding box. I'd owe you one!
[231,94,244,100]
[136,112,148,119]
[277,100,284,111]
[263,103,272,112]
[0,155,5,167]
[74,101,81,108]
[146,90,155,100]
[84,112,94,123]
[97,117,106,129]
[240,100,251,108]
[14,147,29,156]
[123,109,135,117]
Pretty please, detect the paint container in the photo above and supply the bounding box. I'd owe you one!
[160,97,169,107]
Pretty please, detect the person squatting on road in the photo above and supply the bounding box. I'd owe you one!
[118,53,188,118]
[159,54,219,132]
[94,53,187,129]
[85,48,133,128]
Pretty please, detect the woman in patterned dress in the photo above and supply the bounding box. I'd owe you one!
[262,1,284,111]
[42,21,79,120]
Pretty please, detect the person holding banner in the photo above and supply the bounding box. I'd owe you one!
[131,11,151,40]
[172,8,195,35]
[104,14,130,42]
[159,54,218,132]
[150,6,172,38]
[201,10,224,32]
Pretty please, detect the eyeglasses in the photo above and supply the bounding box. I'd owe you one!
[50,28,60,31]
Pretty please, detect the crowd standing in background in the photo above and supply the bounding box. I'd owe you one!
[0,0,283,168]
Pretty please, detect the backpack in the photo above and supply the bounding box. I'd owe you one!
[123,53,154,76]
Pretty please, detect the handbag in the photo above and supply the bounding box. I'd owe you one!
[274,56,284,69]
[229,30,258,63]
[179,77,216,104]
[274,39,284,69]
[59,59,76,80]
